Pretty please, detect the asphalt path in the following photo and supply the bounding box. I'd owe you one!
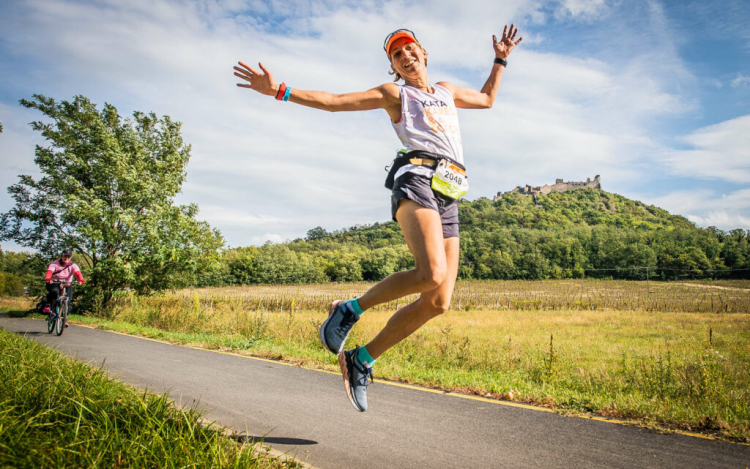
[3,316,749,469]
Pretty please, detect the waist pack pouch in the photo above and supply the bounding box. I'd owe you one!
[384,150,410,190]
[431,158,469,199]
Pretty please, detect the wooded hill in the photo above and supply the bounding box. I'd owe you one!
[198,189,750,285]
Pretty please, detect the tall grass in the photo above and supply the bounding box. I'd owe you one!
[165,279,750,314]
[0,328,298,468]
[75,280,750,443]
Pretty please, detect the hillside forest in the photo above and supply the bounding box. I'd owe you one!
[193,189,750,286]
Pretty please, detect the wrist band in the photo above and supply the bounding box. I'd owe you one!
[276,82,287,100]
[494,57,508,66]
[282,86,292,102]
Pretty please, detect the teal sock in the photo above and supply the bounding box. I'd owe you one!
[357,346,376,367]
[347,298,364,316]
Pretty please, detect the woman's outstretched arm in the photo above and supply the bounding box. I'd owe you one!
[233,61,401,117]
[439,24,523,109]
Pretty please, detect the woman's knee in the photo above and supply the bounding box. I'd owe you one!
[415,264,447,290]
[423,296,451,317]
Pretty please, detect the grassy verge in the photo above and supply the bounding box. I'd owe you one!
[0,326,300,468]
[64,289,750,445]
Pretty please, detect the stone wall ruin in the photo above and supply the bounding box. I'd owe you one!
[494,175,601,202]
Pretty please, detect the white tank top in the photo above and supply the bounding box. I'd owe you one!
[391,84,464,180]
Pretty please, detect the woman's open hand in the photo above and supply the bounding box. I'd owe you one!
[493,24,522,60]
[233,61,278,97]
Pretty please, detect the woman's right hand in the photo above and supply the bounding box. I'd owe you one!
[233,61,278,97]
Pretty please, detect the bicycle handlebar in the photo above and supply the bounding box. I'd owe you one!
[48,280,81,286]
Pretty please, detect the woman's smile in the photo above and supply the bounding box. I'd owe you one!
[401,57,416,70]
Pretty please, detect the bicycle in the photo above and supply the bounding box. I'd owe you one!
[46,280,79,336]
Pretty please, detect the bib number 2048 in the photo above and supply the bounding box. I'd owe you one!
[431,160,469,200]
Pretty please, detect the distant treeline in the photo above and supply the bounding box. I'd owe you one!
[195,190,750,286]
[3,190,749,295]
[0,250,46,296]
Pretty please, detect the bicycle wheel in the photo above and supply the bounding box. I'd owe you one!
[47,309,55,334]
[55,301,66,336]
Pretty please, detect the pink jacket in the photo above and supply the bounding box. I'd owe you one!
[45,259,85,283]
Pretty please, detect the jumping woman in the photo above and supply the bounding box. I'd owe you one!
[234,25,522,412]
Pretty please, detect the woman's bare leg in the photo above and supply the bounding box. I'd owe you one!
[365,235,460,359]
[357,199,449,311]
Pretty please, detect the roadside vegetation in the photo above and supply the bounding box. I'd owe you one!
[0,327,299,468]
[17,279,746,443]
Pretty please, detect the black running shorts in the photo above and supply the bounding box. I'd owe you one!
[391,172,459,238]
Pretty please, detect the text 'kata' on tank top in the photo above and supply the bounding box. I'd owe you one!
[391,84,464,181]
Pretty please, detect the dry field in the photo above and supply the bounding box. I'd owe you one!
[175,279,750,314]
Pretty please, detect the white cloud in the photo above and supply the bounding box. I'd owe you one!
[687,212,750,230]
[659,115,750,183]
[731,73,750,88]
[708,78,724,89]
[197,205,288,230]
[0,103,47,220]
[554,0,608,20]
[250,233,286,245]
[640,188,750,231]
[0,0,730,248]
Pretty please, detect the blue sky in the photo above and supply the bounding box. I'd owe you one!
[0,0,748,251]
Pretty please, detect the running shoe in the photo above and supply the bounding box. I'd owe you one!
[320,300,359,354]
[339,346,373,412]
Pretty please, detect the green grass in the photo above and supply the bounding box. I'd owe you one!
[0,326,298,468]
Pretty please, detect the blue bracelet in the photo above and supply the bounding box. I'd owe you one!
[282,86,292,102]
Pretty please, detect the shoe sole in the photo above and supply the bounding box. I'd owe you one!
[339,351,364,412]
[320,300,345,354]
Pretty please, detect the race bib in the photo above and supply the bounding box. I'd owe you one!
[431,159,469,199]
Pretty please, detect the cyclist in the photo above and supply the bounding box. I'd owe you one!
[234,25,522,411]
[44,249,85,327]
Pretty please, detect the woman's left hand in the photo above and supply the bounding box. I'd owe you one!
[493,24,523,59]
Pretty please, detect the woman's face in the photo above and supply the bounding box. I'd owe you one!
[389,38,427,78]
[61,255,71,263]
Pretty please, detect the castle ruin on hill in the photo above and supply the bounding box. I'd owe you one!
[493,175,601,202]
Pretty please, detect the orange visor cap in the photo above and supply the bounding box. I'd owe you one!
[384,29,418,56]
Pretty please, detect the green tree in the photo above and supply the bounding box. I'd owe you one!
[477,250,516,279]
[306,226,329,241]
[516,249,550,279]
[323,251,363,282]
[252,245,326,284]
[0,249,47,296]
[225,247,260,285]
[0,95,224,313]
